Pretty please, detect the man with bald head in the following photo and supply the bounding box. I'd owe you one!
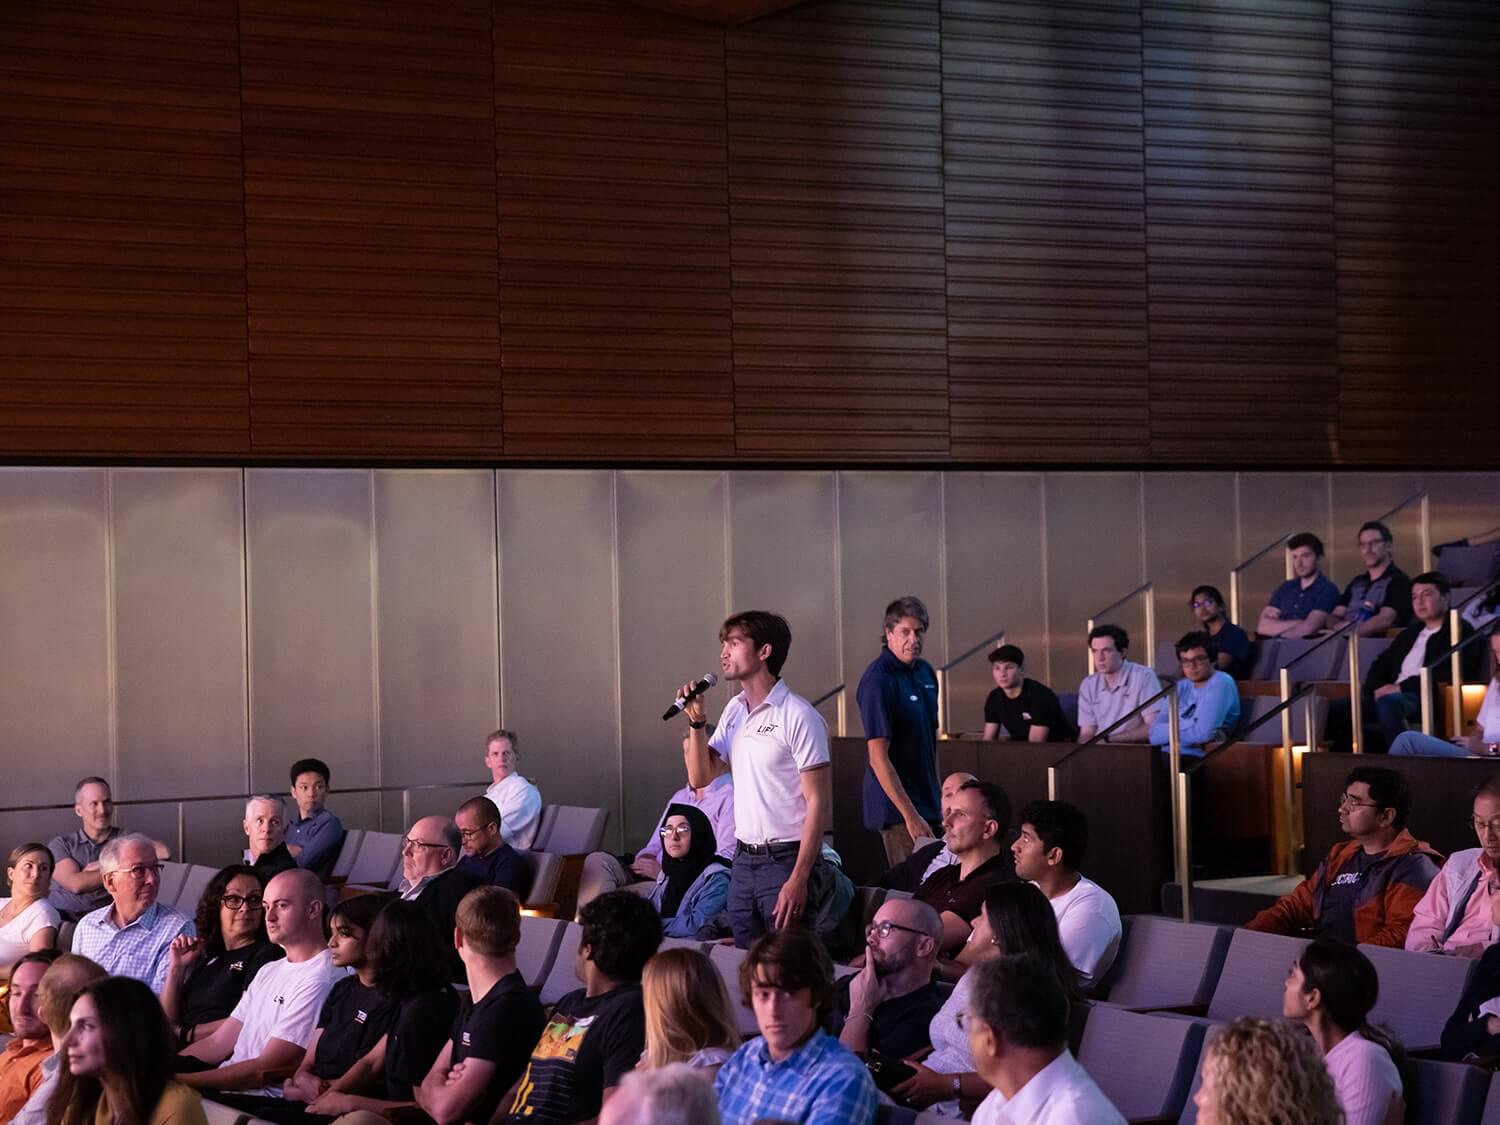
[177,868,343,1099]
[71,832,194,992]
[874,772,979,893]
[400,814,485,983]
[834,897,945,1060]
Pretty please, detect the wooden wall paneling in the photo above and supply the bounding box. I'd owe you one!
[1332,1,1500,462]
[1143,0,1337,463]
[0,0,249,454]
[240,0,501,457]
[943,0,1149,461]
[727,0,948,457]
[494,0,733,459]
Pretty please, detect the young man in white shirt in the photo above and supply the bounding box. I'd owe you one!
[680,610,851,949]
[1011,800,1121,990]
[483,729,543,849]
[1075,625,1160,744]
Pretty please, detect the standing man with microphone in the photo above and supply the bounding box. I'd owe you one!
[678,610,851,949]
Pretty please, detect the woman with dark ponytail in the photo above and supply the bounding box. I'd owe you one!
[1281,938,1404,1125]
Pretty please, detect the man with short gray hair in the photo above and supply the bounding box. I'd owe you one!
[242,794,296,881]
[599,1063,721,1125]
[71,832,194,992]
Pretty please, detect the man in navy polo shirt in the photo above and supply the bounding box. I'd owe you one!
[856,596,942,865]
[1257,532,1341,639]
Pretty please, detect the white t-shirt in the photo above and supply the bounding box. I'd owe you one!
[485,773,543,849]
[0,897,61,967]
[225,949,345,1096]
[709,678,830,845]
[1047,876,1122,988]
[1397,624,1440,685]
[1477,679,1500,744]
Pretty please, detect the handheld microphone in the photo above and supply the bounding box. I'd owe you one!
[663,673,719,721]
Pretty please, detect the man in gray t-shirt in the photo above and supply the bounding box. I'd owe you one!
[48,777,165,920]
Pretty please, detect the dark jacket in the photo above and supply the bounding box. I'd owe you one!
[1369,617,1481,693]
[1443,941,1500,1061]
[414,866,488,982]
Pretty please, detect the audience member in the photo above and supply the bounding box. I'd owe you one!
[176,869,342,1097]
[684,611,852,949]
[1075,625,1160,744]
[285,758,345,879]
[857,595,942,864]
[915,780,1015,955]
[398,815,485,983]
[600,1063,721,1125]
[981,645,1072,743]
[714,929,877,1125]
[833,897,944,1060]
[0,949,60,1119]
[1192,1017,1342,1125]
[243,795,298,882]
[500,890,661,1123]
[967,953,1124,1125]
[1258,532,1342,639]
[1247,767,1439,946]
[1392,628,1500,757]
[483,729,542,850]
[11,953,105,1125]
[1010,800,1121,988]
[413,886,543,1125]
[1148,631,1241,754]
[161,864,284,1047]
[649,804,731,939]
[1190,585,1252,680]
[1406,775,1500,956]
[575,726,734,913]
[71,833,193,993]
[0,843,60,975]
[1282,938,1405,1125]
[454,796,532,899]
[1330,521,1414,637]
[49,976,210,1125]
[1441,889,1500,1061]
[872,771,975,893]
[48,777,167,921]
[640,946,739,1073]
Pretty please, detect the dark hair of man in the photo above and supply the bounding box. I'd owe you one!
[45,976,175,1125]
[1346,767,1410,831]
[457,885,522,957]
[1287,532,1325,558]
[367,898,450,998]
[73,776,110,799]
[981,883,1080,1000]
[288,757,331,786]
[195,864,268,956]
[457,795,502,828]
[1087,624,1129,653]
[969,953,1070,1050]
[1175,630,1217,660]
[883,596,930,632]
[1294,938,1405,1070]
[987,643,1025,667]
[579,890,662,983]
[1359,520,1394,544]
[959,779,1012,837]
[1190,585,1227,609]
[719,610,793,678]
[739,928,835,1024]
[1017,799,1089,871]
[13,947,62,977]
[1411,571,1451,597]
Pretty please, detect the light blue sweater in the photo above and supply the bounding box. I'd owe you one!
[1149,672,1241,755]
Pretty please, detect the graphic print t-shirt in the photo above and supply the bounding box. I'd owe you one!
[504,984,645,1124]
[1320,848,1383,945]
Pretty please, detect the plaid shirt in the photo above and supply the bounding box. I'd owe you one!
[714,1028,878,1125]
[72,899,194,993]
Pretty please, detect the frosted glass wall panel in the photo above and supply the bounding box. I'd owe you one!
[1329,473,1424,582]
[1234,473,1333,624]
[1143,473,1237,660]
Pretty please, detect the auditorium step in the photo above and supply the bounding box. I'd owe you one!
[1160,874,1303,926]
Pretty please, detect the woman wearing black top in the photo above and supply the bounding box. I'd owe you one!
[162,864,284,1047]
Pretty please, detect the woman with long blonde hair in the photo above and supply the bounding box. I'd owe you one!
[640,947,739,1075]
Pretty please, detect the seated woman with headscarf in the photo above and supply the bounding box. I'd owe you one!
[649,804,731,939]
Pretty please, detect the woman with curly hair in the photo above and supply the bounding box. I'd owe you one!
[1193,1017,1343,1125]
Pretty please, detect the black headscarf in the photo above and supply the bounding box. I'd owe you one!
[657,803,727,920]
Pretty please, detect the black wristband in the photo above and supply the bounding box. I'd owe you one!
[689,719,706,730]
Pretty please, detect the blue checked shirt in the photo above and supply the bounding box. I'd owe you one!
[714,1028,878,1125]
[71,900,195,993]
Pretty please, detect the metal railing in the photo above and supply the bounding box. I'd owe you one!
[1373,489,1432,569]
[1277,615,1363,752]
[1418,616,1497,739]
[1086,583,1155,675]
[0,779,490,864]
[809,683,848,736]
[1229,533,1294,627]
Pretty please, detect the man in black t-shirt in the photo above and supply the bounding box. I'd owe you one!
[981,645,1073,743]
[832,897,944,1061]
[500,891,662,1124]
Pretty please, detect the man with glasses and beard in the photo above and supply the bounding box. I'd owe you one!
[832,897,944,1061]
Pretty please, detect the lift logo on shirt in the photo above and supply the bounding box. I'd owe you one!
[755,721,779,735]
[355,1009,369,1024]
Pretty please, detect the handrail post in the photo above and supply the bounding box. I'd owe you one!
[401,788,411,831]
[1278,669,1297,877]
[837,691,847,738]
[1145,586,1156,679]
[1086,616,1097,675]
[177,802,186,864]
[1348,631,1363,754]
[1046,765,1058,802]
[1168,701,1191,922]
[1420,668,1435,736]
[936,667,949,737]
[1230,570,1242,628]
[1420,492,1431,572]
[1450,608,1465,738]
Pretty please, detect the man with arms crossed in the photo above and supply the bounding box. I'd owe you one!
[49,777,168,921]
[1257,532,1342,639]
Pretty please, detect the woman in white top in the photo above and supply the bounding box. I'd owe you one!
[1282,937,1405,1125]
[0,842,60,979]
[638,947,740,1079]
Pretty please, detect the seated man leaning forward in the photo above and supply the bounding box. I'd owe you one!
[1148,631,1241,755]
[1248,767,1440,947]
[832,897,946,1062]
[71,832,194,993]
[285,757,345,879]
[914,780,1016,956]
[1075,625,1160,744]
[873,771,976,894]
[176,868,344,1099]
[1406,774,1500,957]
[982,645,1073,743]
[454,796,533,899]
[243,794,298,882]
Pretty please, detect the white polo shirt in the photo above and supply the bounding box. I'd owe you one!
[709,678,829,846]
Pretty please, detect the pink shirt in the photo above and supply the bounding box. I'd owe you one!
[1405,850,1498,954]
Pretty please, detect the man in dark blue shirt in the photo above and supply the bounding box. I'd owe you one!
[856,596,942,865]
[1257,532,1341,639]
[454,796,532,900]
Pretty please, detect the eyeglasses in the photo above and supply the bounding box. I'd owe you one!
[1358,537,1386,550]
[1179,655,1211,667]
[400,837,449,854]
[1338,793,1380,810]
[1474,816,1500,837]
[1190,600,1216,609]
[866,920,928,940]
[457,827,489,841]
[114,863,162,882]
[221,893,264,912]
[659,825,692,839]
